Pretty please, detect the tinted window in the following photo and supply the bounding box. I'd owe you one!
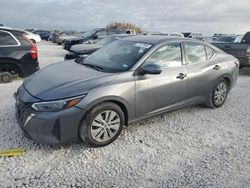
[144,43,182,69]
[95,30,107,39]
[185,43,206,64]
[205,46,214,59]
[214,36,236,43]
[0,31,18,46]
[242,32,250,43]
[96,36,115,46]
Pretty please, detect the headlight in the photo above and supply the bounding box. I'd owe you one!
[31,95,86,112]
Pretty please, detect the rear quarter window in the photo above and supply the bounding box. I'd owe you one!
[184,43,206,64]
[205,46,215,60]
[0,31,18,46]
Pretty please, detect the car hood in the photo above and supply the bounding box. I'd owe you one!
[70,44,102,53]
[23,61,117,101]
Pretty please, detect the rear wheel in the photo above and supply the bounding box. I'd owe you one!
[0,62,23,77]
[79,102,124,147]
[0,72,12,83]
[212,79,229,107]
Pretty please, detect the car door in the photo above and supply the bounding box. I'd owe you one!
[135,42,188,117]
[184,42,221,101]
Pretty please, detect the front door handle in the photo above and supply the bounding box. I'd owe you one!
[176,73,187,79]
[213,65,221,70]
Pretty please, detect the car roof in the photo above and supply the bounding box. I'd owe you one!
[0,27,26,34]
[121,35,201,45]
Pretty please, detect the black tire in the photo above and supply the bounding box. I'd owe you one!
[211,79,229,108]
[0,72,12,83]
[79,102,125,147]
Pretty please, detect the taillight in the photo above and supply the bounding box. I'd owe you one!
[235,59,240,68]
[30,45,38,59]
[246,46,250,57]
[22,35,38,60]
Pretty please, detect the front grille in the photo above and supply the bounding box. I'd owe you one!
[16,100,33,125]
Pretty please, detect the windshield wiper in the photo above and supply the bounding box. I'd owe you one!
[83,63,103,71]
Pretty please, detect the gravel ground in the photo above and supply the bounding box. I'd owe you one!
[0,41,249,188]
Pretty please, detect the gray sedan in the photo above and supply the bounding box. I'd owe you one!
[15,36,239,147]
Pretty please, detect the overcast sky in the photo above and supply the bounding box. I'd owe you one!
[0,0,249,35]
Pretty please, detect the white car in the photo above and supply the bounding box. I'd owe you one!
[24,31,41,43]
[167,32,184,38]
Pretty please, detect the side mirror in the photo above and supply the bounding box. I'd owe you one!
[93,35,98,40]
[139,64,162,75]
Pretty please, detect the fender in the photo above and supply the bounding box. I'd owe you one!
[80,95,133,125]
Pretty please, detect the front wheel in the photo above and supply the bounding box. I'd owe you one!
[79,102,124,147]
[212,79,229,107]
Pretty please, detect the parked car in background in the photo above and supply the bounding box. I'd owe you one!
[182,32,202,38]
[25,28,36,32]
[124,29,136,35]
[50,30,60,43]
[212,32,250,67]
[65,34,133,60]
[142,31,168,36]
[56,31,81,45]
[213,35,237,43]
[0,28,39,79]
[167,32,184,37]
[22,30,41,44]
[15,36,239,147]
[2,27,41,44]
[33,30,51,41]
[234,35,244,43]
[63,28,123,51]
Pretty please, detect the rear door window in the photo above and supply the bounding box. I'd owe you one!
[95,30,107,39]
[0,31,18,46]
[184,43,206,64]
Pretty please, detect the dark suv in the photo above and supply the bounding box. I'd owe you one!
[0,28,39,78]
[63,28,123,51]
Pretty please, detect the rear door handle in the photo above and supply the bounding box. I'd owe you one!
[213,65,221,70]
[176,73,187,79]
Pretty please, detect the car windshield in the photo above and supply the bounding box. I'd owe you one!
[183,33,191,37]
[214,36,236,43]
[96,36,115,46]
[234,36,243,43]
[80,40,152,73]
[82,30,96,39]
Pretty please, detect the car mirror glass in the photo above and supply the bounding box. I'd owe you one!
[139,64,162,75]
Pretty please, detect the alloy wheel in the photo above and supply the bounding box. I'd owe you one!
[214,82,228,106]
[90,110,121,143]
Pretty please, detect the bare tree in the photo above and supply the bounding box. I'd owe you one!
[106,22,142,33]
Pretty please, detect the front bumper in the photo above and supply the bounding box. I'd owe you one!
[15,95,86,144]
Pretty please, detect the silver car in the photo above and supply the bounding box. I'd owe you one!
[15,36,239,147]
